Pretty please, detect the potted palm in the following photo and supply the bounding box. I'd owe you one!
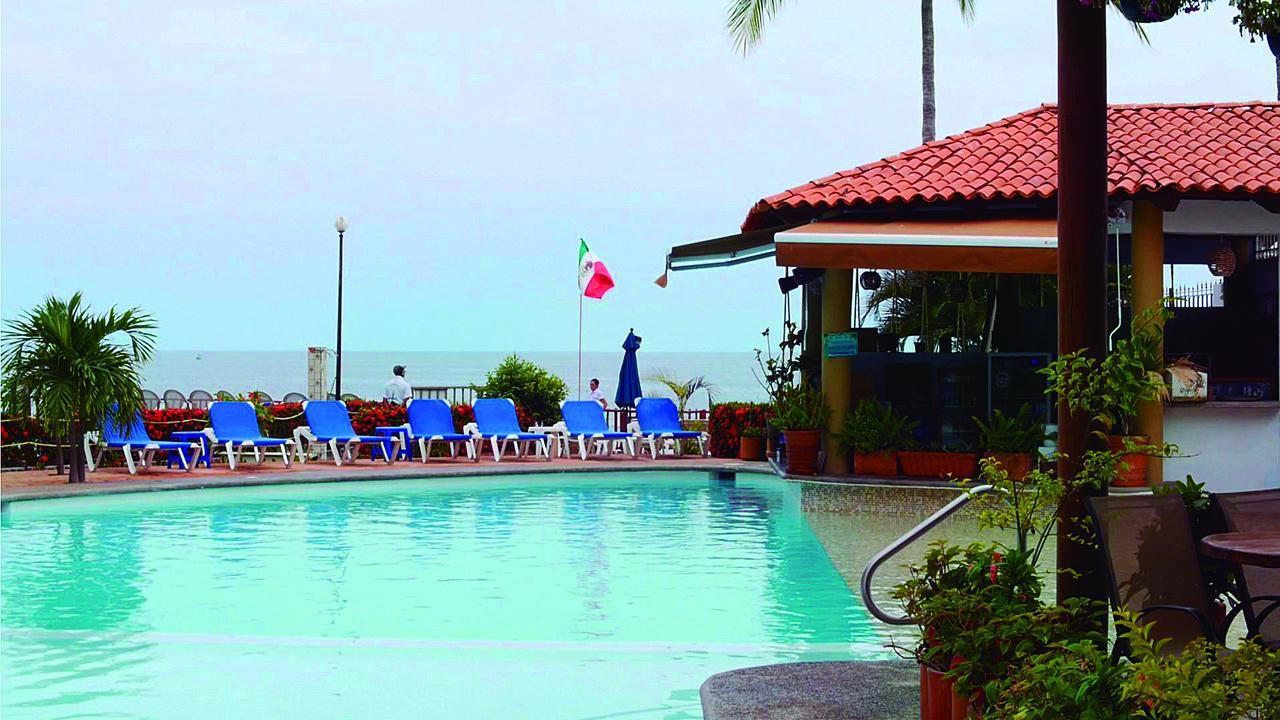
[835,399,916,477]
[771,384,829,476]
[0,294,156,484]
[973,404,1045,480]
[1043,305,1171,486]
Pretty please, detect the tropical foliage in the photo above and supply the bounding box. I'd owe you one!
[648,369,716,412]
[974,404,1045,454]
[769,384,829,431]
[726,0,978,143]
[1,294,156,483]
[861,271,994,351]
[835,399,917,455]
[1041,304,1172,436]
[473,354,568,424]
[752,321,804,402]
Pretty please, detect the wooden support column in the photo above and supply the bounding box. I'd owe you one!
[802,281,823,388]
[822,269,853,475]
[1055,0,1109,607]
[1131,199,1164,485]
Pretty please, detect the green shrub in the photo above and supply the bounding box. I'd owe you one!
[474,355,568,425]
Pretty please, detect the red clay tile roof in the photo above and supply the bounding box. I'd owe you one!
[742,102,1280,231]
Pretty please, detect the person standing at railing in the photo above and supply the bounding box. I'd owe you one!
[383,365,411,406]
[588,378,608,409]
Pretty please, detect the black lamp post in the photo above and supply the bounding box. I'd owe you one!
[334,216,348,398]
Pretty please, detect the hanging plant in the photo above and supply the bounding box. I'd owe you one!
[1076,0,1213,23]
[1228,0,1280,56]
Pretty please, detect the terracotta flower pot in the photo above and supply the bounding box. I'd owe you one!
[783,429,821,476]
[854,450,898,477]
[923,665,952,720]
[919,663,930,720]
[899,451,978,480]
[1108,434,1151,487]
[985,452,1033,480]
[950,686,970,720]
[738,435,764,461]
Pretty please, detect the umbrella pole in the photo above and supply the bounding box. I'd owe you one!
[577,292,583,400]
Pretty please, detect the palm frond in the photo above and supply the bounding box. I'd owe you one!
[725,0,789,54]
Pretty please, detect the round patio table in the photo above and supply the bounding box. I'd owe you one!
[1200,531,1280,569]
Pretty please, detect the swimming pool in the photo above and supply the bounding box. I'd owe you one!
[1,472,892,719]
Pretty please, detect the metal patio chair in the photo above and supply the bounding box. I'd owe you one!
[1213,489,1280,648]
[187,389,214,409]
[142,389,162,410]
[1087,494,1221,659]
[162,389,187,409]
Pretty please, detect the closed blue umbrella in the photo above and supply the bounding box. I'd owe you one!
[615,329,643,408]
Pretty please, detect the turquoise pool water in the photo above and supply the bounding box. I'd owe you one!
[2,472,891,719]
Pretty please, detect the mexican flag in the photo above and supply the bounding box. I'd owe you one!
[577,239,615,299]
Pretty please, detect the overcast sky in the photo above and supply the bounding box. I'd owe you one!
[2,1,1273,353]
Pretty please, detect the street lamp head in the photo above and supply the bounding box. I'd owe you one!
[334,216,348,234]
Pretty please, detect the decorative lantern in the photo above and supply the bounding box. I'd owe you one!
[1207,245,1236,278]
[859,271,882,291]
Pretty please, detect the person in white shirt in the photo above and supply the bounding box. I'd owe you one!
[588,378,608,409]
[383,365,411,405]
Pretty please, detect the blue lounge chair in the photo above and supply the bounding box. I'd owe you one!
[84,405,202,475]
[300,400,401,466]
[470,398,551,462]
[631,398,709,459]
[400,398,475,462]
[561,400,635,459]
[209,401,295,470]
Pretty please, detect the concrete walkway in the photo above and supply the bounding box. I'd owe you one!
[1,456,770,504]
[701,661,918,720]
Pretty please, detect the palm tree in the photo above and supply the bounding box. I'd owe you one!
[727,0,976,143]
[2,294,156,483]
[864,271,996,351]
[648,370,717,413]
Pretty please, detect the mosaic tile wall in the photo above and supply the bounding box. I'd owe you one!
[799,481,964,516]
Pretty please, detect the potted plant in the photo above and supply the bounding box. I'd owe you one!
[753,322,806,464]
[972,404,1045,480]
[1042,305,1172,486]
[898,443,979,480]
[836,399,916,476]
[738,425,765,461]
[771,384,829,476]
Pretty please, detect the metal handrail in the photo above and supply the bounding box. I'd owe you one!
[859,484,997,625]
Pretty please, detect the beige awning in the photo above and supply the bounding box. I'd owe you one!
[774,218,1058,274]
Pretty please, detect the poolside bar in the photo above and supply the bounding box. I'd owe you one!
[669,103,1280,493]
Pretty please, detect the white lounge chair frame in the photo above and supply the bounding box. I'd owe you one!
[291,425,401,467]
[83,431,201,475]
[626,420,709,460]
[462,422,551,463]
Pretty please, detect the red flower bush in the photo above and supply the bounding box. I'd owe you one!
[1,417,46,469]
[708,402,773,458]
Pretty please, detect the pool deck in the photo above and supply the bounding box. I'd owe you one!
[0,456,772,504]
[700,660,918,720]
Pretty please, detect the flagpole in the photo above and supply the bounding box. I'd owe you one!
[577,291,583,400]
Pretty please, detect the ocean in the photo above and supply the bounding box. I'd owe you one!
[140,351,767,409]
